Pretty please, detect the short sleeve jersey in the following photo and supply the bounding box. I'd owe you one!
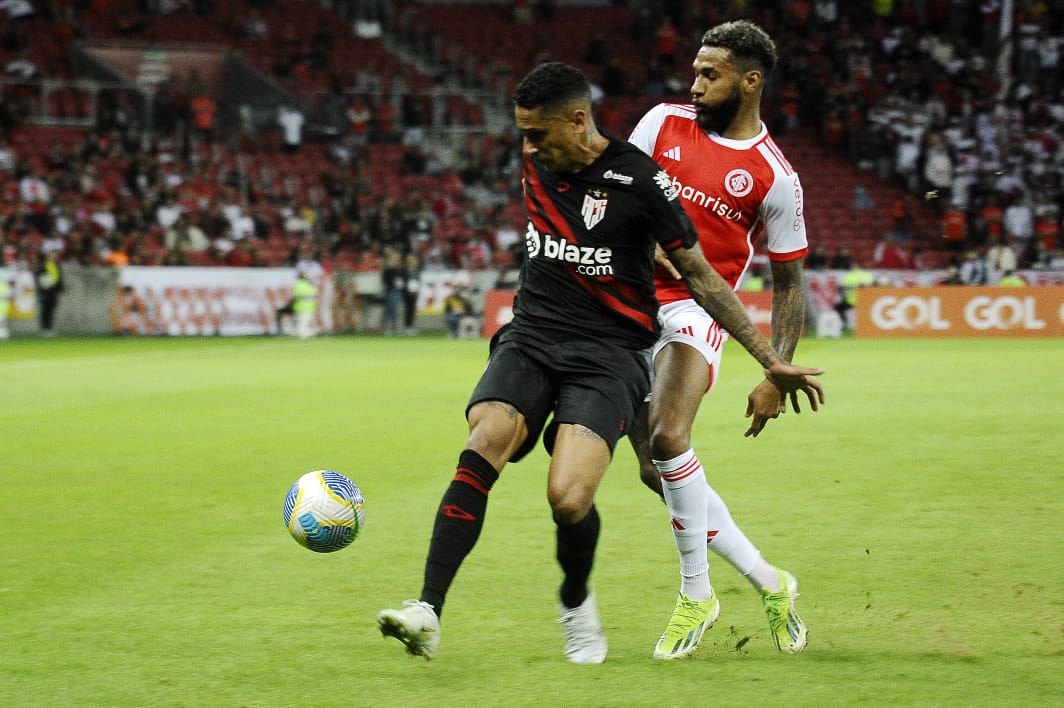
[513,137,697,350]
[629,103,809,305]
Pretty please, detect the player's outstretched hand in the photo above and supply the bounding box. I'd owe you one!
[749,363,825,434]
[744,378,786,437]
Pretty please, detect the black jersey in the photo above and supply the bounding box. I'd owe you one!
[511,138,698,351]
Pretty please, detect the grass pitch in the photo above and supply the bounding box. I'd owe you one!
[2,334,1061,707]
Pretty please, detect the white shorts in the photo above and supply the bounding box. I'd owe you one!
[649,299,729,396]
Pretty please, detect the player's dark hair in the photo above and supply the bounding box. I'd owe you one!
[701,20,777,76]
[513,61,591,112]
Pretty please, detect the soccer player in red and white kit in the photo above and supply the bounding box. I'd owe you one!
[627,20,813,659]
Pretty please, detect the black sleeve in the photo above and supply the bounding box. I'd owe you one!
[641,163,697,251]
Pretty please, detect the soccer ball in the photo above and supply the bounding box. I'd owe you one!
[283,470,366,553]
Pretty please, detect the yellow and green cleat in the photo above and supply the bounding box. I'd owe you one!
[653,591,721,659]
[761,569,808,654]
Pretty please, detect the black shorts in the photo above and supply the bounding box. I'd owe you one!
[467,326,650,463]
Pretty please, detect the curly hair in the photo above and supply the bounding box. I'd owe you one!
[512,61,591,112]
[700,20,777,76]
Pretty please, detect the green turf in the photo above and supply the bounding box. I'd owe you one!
[2,335,1061,707]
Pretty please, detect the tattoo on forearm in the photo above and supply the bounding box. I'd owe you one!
[770,260,806,361]
[671,247,778,367]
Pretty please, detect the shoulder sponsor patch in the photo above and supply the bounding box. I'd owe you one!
[654,170,679,201]
[603,170,633,185]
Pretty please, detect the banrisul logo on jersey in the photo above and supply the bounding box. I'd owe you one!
[524,223,614,276]
[667,174,743,222]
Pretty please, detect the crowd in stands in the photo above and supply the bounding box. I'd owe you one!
[0,0,1061,280]
[755,0,1064,274]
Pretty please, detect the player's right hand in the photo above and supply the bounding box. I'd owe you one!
[744,378,786,437]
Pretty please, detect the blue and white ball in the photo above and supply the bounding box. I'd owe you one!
[283,470,366,552]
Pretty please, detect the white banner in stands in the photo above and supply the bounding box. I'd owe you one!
[117,266,334,336]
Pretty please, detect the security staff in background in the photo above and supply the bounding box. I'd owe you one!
[276,270,318,339]
[36,250,64,337]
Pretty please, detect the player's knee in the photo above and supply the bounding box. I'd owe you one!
[466,402,527,468]
[548,488,592,526]
[649,424,690,461]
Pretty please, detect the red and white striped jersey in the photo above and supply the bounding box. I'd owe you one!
[629,103,808,305]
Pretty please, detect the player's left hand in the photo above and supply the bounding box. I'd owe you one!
[744,378,786,437]
[761,362,825,418]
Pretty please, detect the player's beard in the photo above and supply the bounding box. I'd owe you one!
[695,87,742,135]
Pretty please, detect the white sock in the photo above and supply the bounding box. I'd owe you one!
[654,449,712,601]
[703,482,779,591]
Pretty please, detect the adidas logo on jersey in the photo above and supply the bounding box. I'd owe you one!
[525,223,614,276]
[661,146,682,161]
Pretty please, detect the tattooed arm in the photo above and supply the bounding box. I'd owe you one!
[665,242,824,413]
[744,257,810,436]
[666,242,782,369]
[768,257,806,362]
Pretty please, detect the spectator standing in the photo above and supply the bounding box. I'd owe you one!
[891,195,916,242]
[189,92,217,142]
[941,204,967,250]
[654,16,678,67]
[1002,191,1034,250]
[985,236,1017,283]
[922,132,953,209]
[379,246,404,335]
[164,212,209,264]
[978,193,1004,242]
[959,248,989,285]
[1033,197,1060,254]
[402,249,421,335]
[19,167,51,233]
[278,104,305,153]
[892,114,924,192]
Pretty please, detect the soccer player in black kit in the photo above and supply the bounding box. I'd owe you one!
[377,62,825,664]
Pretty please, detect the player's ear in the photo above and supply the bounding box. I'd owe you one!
[569,107,589,135]
[742,68,763,94]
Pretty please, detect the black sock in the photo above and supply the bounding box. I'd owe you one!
[556,504,600,609]
[420,449,499,618]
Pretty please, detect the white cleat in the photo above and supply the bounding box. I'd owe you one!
[558,592,608,664]
[377,600,441,660]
